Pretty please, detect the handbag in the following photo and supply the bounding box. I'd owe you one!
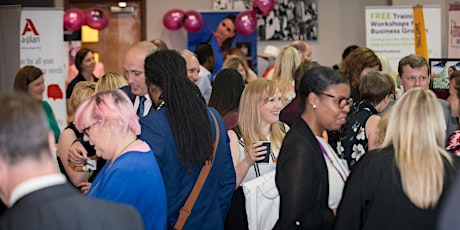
[241,171,279,230]
[173,111,220,230]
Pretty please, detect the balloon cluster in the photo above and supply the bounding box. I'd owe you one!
[162,9,204,33]
[235,0,275,35]
[63,8,109,31]
[162,0,274,35]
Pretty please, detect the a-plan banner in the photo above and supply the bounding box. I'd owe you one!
[365,6,441,71]
[20,8,66,131]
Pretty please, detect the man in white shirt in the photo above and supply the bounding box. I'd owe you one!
[0,93,144,230]
[179,49,212,104]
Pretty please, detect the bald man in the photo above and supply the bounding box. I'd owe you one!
[179,49,212,104]
[290,40,312,61]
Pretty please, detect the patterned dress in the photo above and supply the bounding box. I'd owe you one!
[337,102,377,168]
[447,130,460,156]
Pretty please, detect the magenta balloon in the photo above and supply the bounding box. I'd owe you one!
[163,9,185,31]
[252,0,275,16]
[63,8,86,31]
[85,8,109,30]
[235,10,257,36]
[183,11,203,33]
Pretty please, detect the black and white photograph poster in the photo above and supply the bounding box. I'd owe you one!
[214,0,318,41]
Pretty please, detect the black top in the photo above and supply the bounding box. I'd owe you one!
[335,147,460,230]
[337,102,377,168]
[66,73,97,99]
[275,118,334,230]
[57,122,105,185]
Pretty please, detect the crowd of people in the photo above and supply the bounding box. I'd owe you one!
[4,36,460,230]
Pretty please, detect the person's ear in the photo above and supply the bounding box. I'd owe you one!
[307,92,318,109]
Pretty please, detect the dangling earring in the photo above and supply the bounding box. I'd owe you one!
[313,105,317,109]
[157,94,165,110]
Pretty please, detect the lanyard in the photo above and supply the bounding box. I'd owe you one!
[318,141,347,183]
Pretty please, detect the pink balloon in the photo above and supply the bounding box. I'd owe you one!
[183,10,203,33]
[235,10,257,36]
[252,0,275,16]
[85,8,109,30]
[163,9,185,31]
[63,8,86,31]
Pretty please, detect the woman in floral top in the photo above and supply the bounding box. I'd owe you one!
[337,72,394,168]
[446,70,460,155]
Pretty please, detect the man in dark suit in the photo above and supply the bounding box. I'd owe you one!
[121,41,159,117]
[0,93,144,230]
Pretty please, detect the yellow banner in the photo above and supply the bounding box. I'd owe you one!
[413,6,428,59]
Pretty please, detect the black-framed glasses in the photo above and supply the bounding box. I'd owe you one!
[82,119,102,136]
[317,92,353,109]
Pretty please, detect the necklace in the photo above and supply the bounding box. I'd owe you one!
[109,138,138,168]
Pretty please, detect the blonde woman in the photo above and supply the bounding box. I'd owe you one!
[269,46,301,108]
[335,89,460,230]
[222,54,257,83]
[57,81,97,187]
[225,78,289,229]
[95,72,127,92]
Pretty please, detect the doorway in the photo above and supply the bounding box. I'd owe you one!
[66,1,145,75]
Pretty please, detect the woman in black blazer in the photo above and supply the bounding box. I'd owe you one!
[275,66,351,229]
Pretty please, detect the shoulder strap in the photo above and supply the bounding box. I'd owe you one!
[173,111,220,230]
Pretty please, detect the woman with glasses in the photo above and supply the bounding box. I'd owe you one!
[274,66,351,229]
[336,72,395,168]
[74,90,167,230]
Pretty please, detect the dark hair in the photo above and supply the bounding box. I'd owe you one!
[144,50,213,169]
[194,42,215,65]
[220,15,237,52]
[208,69,245,118]
[0,93,50,164]
[451,70,460,101]
[359,72,395,105]
[294,60,320,93]
[299,66,349,112]
[342,45,359,60]
[75,48,94,72]
[14,65,43,92]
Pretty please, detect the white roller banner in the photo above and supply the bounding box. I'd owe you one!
[365,6,441,71]
[20,8,66,131]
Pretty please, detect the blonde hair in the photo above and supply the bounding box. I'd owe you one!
[68,81,96,121]
[381,88,452,208]
[223,55,249,82]
[95,72,128,92]
[238,78,286,155]
[271,46,301,95]
[374,107,391,147]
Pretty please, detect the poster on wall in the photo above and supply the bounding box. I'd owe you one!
[365,6,441,71]
[213,0,318,41]
[187,11,257,80]
[449,4,460,58]
[429,58,460,99]
[20,8,65,131]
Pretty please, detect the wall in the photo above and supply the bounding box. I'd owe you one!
[145,0,389,69]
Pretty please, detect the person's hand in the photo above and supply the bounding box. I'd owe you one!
[79,182,92,196]
[244,142,267,165]
[67,140,88,167]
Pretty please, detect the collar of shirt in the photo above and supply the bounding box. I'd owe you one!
[9,173,66,207]
[135,94,152,116]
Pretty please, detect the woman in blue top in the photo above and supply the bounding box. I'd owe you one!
[14,65,60,143]
[140,50,236,229]
[74,90,167,230]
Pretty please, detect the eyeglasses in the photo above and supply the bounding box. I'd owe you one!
[317,92,353,109]
[82,120,102,136]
